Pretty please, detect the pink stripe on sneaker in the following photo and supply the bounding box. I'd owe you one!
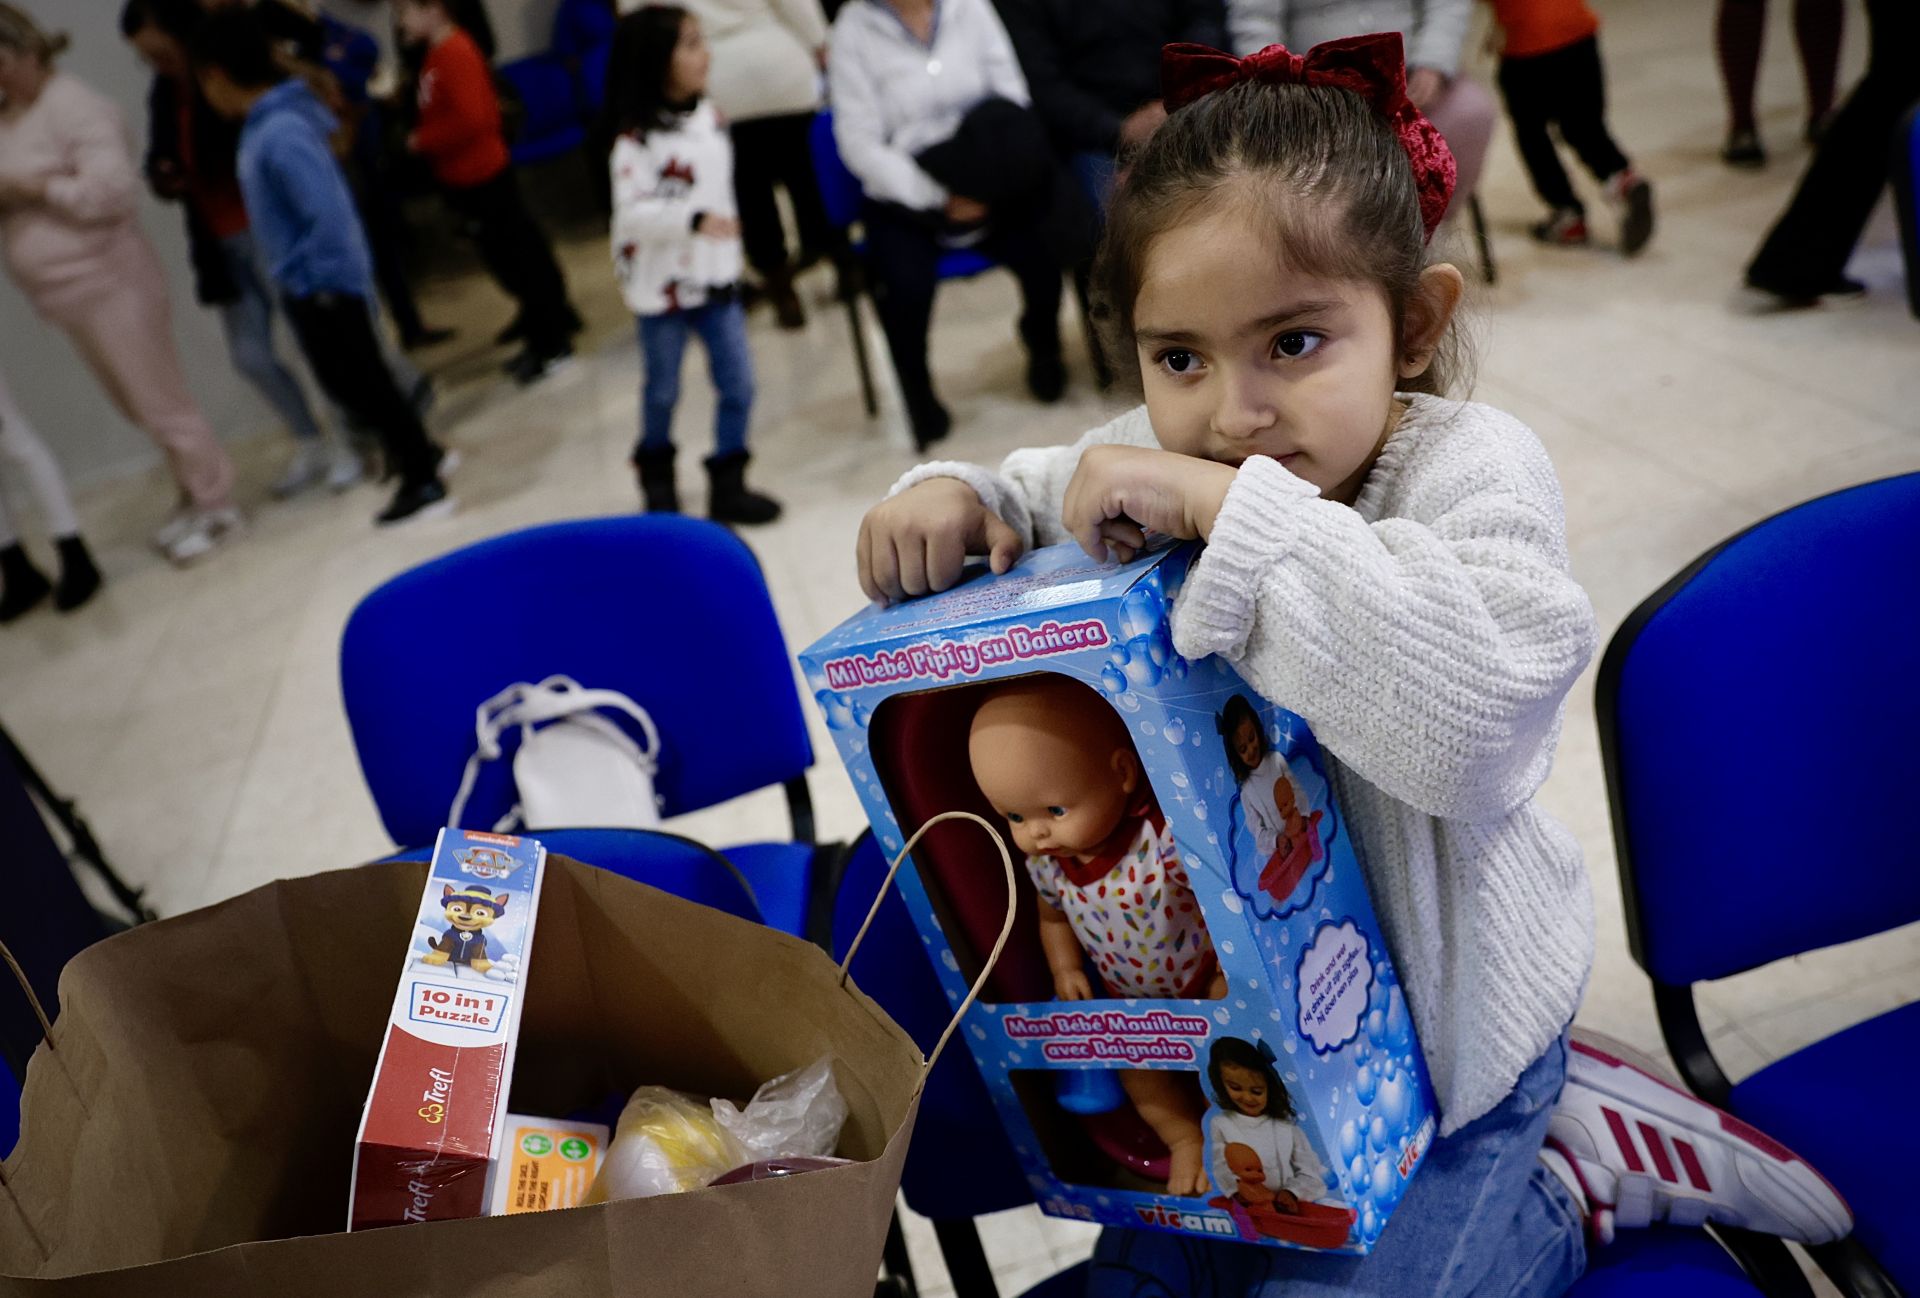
[1639,1122,1677,1183]
[1675,1139,1711,1192]
[1603,1107,1644,1173]
[1717,1111,1792,1163]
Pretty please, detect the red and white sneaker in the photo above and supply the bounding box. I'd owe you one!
[1539,1032,1850,1247]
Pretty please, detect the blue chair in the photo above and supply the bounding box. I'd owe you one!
[497,54,588,166]
[1597,473,1920,1298]
[340,515,833,942]
[377,828,762,926]
[832,830,1763,1297]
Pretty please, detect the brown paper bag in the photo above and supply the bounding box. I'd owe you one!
[0,852,950,1297]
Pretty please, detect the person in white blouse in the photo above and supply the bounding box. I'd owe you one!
[827,0,1067,449]
[1224,0,1493,219]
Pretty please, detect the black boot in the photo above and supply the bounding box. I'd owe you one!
[0,543,51,623]
[766,268,806,330]
[635,447,680,513]
[52,535,101,612]
[705,451,782,525]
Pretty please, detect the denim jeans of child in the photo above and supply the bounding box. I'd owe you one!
[636,297,753,458]
[1086,1034,1587,1298]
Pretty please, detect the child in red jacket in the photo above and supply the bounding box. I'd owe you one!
[1490,0,1654,255]
[397,0,581,383]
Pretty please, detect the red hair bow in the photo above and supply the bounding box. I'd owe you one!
[1160,33,1457,242]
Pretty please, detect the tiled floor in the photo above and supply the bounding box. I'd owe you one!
[2,0,1915,1292]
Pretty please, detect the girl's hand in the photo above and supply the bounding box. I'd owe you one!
[695,213,741,239]
[856,477,1026,605]
[1061,445,1237,564]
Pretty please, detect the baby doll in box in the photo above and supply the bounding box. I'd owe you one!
[968,675,1226,1196]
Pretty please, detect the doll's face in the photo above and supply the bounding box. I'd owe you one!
[1273,777,1300,819]
[1221,1062,1270,1117]
[970,682,1142,861]
[1232,715,1264,772]
[1224,1142,1265,1181]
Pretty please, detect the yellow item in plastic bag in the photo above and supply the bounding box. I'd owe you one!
[583,1087,749,1203]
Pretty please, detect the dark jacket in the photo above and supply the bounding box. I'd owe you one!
[999,0,1228,153]
[143,74,242,305]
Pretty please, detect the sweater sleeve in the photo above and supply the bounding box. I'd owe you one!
[412,38,498,159]
[770,0,829,51]
[1281,1123,1328,1200]
[1227,0,1285,54]
[609,135,698,242]
[1171,418,1596,823]
[42,82,140,226]
[1208,1112,1235,1196]
[887,406,1160,551]
[1408,0,1473,74]
[827,23,946,210]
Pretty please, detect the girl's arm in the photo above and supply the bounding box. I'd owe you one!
[609,136,705,242]
[1173,425,1596,824]
[43,83,140,226]
[826,26,946,211]
[890,405,1160,549]
[1281,1123,1329,1201]
[1207,1113,1234,1196]
[1036,903,1092,1000]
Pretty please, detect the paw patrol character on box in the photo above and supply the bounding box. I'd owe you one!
[969,674,1226,1197]
[422,884,508,973]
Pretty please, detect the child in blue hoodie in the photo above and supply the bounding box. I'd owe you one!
[191,8,453,526]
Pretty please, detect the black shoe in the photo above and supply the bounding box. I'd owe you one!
[907,395,952,452]
[376,476,454,526]
[506,344,575,386]
[402,325,456,350]
[705,451,782,525]
[1608,172,1655,258]
[1743,270,1867,309]
[1722,129,1766,169]
[1027,352,1067,403]
[52,535,101,612]
[771,280,807,330]
[635,446,680,513]
[0,543,51,623]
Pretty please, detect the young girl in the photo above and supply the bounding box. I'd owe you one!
[1207,1037,1328,1209]
[1219,693,1326,902]
[607,6,779,525]
[856,33,1849,1294]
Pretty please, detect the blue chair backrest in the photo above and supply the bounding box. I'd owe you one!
[341,516,812,848]
[498,54,587,164]
[832,830,1035,1219]
[1598,474,1920,987]
[809,111,865,232]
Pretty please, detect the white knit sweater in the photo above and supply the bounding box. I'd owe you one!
[893,395,1598,1133]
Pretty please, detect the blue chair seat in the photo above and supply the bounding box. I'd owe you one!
[720,841,817,941]
[1569,1227,1773,1296]
[1727,1000,1920,1290]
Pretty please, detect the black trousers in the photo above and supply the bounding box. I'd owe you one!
[731,112,839,277]
[283,292,440,484]
[861,202,1062,415]
[442,168,576,352]
[1497,36,1631,213]
[1748,0,1920,291]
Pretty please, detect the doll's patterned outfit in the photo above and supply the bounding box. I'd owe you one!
[1025,807,1217,998]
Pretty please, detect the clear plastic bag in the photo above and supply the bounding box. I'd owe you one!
[713,1056,849,1164]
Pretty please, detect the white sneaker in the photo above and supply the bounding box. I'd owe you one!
[152,507,196,554]
[326,443,366,492]
[1542,1032,1851,1246]
[272,441,329,499]
[161,506,245,565]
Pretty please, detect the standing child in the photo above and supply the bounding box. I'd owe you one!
[606,6,780,525]
[1489,0,1654,254]
[856,33,1847,1294]
[395,0,580,385]
[192,9,454,526]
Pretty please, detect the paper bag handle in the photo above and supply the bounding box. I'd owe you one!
[0,939,55,1050]
[836,811,1017,1075]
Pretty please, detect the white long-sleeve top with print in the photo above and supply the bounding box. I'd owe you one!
[826,0,1030,212]
[1210,1108,1330,1202]
[1225,0,1473,78]
[891,395,1598,1134]
[609,101,744,317]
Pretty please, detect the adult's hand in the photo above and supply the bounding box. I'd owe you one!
[1407,66,1447,110]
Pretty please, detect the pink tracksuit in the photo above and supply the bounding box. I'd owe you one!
[0,72,234,511]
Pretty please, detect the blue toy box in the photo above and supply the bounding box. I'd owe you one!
[801,541,1438,1254]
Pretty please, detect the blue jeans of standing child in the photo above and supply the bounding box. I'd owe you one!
[636,296,753,458]
[216,231,323,442]
[1086,1034,1588,1298]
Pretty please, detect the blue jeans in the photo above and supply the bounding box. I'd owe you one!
[636,297,753,458]
[216,231,322,442]
[1087,1035,1587,1298]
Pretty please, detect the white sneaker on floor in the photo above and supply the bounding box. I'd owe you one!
[1542,1032,1851,1246]
[326,443,366,492]
[161,506,245,565]
[273,441,330,498]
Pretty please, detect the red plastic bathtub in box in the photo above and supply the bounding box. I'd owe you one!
[350,828,547,1229]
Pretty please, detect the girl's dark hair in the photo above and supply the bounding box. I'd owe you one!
[1215,694,1264,785]
[605,5,691,141]
[119,0,202,42]
[1208,1036,1295,1121]
[1093,79,1469,397]
[189,8,285,90]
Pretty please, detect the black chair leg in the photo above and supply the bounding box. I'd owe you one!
[877,1208,920,1298]
[840,255,880,417]
[1469,193,1497,286]
[1809,1237,1903,1298]
[933,1217,1000,1298]
[1708,1224,1818,1298]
